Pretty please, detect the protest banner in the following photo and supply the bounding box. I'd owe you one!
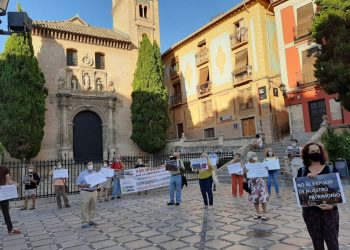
[100,168,114,178]
[262,159,280,170]
[165,160,179,171]
[53,169,69,179]
[293,173,346,207]
[0,185,18,201]
[190,158,208,171]
[84,172,107,187]
[120,166,171,194]
[114,169,125,178]
[245,162,268,178]
[227,162,243,175]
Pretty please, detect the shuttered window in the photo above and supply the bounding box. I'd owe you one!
[296,3,314,38]
[199,66,210,85]
[234,49,248,71]
[95,53,105,70]
[238,87,254,110]
[67,49,77,66]
[204,128,215,138]
[301,47,318,84]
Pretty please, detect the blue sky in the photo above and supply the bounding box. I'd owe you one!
[0,0,238,53]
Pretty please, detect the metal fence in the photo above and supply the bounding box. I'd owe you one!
[4,152,234,200]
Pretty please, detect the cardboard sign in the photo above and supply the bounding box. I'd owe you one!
[245,162,268,178]
[85,172,107,187]
[0,185,18,201]
[263,159,280,170]
[100,168,114,178]
[53,169,68,179]
[227,162,243,175]
[190,158,208,171]
[165,160,179,171]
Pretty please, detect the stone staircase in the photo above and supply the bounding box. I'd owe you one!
[216,140,294,186]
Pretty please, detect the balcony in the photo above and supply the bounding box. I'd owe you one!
[296,70,318,86]
[293,19,313,41]
[197,81,212,98]
[170,63,180,80]
[230,27,248,50]
[195,48,209,67]
[232,65,252,85]
[170,93,182,108]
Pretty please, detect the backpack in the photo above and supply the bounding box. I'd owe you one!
[300,162,334,177]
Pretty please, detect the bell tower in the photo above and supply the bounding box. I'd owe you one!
[112,0,160,46]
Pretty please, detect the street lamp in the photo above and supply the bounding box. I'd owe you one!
[0,0,9,16]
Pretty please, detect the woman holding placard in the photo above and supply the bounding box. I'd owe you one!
[197,153,214,208]
[264,148,281,198]
[246,151,269,220]
[231,153,244,197]
[298,143,339,250]
[98,160,113,202]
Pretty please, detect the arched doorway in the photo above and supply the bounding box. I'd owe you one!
[73,111,103,162]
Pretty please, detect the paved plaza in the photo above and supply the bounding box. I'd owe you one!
[1,183,350,250]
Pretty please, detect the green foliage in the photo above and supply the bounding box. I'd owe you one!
[312,0,350,110]
[0,32,47,162]
[131,35,169,153]
[321,128,350,161]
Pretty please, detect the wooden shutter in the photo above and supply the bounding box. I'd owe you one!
[302,47,318,83]
[199,66,209,85]
[235,49,248,71]
[239,87,253,110]
[296,3,314,37]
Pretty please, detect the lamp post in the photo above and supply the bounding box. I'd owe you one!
[0,0,9,16]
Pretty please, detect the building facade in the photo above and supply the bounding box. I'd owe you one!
[273,0,350,138]
[24,0,160,161]
[162,0,288,145]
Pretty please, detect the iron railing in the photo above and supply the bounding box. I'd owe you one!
[170,93,182,107]
[197,81,212,97]
[3,152,235,200]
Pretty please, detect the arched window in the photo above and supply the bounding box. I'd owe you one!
[95,52,105,70]
[66,49,77,66]
[144,6,148,18]
[139,5,143,17]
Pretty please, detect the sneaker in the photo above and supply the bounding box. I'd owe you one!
[277,193,281,198]
[8,229,21,235]
[261,214,267,220]
[117,196,121,199]
[253,214,261,219]
[65,204,71,207]
[81,224,90,228]
[89,221,97,226]
[175,203,180,206]
[167,202,175,205]
[111,197,115,200]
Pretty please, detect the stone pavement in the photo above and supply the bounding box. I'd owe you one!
[1,183,350,250]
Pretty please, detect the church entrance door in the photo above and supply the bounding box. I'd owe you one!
[73,111,103,163]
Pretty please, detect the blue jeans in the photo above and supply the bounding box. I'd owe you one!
[199,176,213,205]
[267,170,279,194]
[169,174,182,203]
[112,178,121,197]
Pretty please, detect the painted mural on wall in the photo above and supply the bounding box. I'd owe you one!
[179,52,198,97]
[210,33,233,85]
[266,16,281,75]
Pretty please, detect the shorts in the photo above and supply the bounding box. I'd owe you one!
[24,189,37,196]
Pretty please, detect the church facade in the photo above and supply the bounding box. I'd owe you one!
[28,0,160,161]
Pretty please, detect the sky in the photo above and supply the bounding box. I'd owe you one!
[0,0,239,53]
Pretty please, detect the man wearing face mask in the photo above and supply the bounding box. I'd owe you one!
[286,139,303,179]
[50,162,70,209]
[76,161,98,228]
[21,165,40,210]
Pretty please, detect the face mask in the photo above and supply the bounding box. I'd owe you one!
[103,163,108,167]
[292,143,297,147]
[57,164,62,168]
[252,157,258,162]
[268,152,273,156]
[28,169,33,173]
[309,153,322,162]
[87,165,93,171]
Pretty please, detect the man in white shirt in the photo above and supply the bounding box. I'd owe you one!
[252,134,263,150]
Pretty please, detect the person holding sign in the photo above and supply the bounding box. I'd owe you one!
[246,151,269,220]
[167,152,185,206]
[286,139,303,178]
[21,165,40,210]
[297,143,340,250]
[135,159,148,195]
[98,161,113,202]
[50,162,70,209]
[111,156,124,199]
[230,153,244,197]
[264,148,281,198]
[197,153,215,208]
[0,165,21,235]
[76,161,98,228]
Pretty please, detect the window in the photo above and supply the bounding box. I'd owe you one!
[173,82,181,95]
[301,47,318,84]
[144,6,148,18]
[234,19,245,41]
[296,3,314,38]
[204,128,215,138]
[95,53,105,70]
[177,123,184,139]
[238,87,254,110]
[199,66,210,85]
[66,49,77,66]
[139,5,143,17]
[234,49,248,72]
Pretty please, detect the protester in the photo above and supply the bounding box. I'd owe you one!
[0,165,21,235]
[264,148,281,198]
[111,156,124,199]
[167,152,185,206]
[98,160,113,202]
[246,151,268,220]
[76,161,98,228]
[21,165,40,210]
[135,158,148,195]
[198,153,214,208]
[286,139,303,178]
[298,143,339,250]
[252,134,263,150]
[50,161,70,209]
[231,153,244,197]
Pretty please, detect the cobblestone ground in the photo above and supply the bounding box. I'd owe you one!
[1,183,350,250]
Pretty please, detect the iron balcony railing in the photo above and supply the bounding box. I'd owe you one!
[170,93,182,107]
[230,27,248,49]
[232,65,252,85]
[197,81,212,98]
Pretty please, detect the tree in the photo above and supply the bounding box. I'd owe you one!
[130,35,169,153]
[0,30,47,162]
[312,0,350,109]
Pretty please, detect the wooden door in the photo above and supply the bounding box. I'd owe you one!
[242,117,256,137]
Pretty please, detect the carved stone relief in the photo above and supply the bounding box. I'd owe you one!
[82,54,94,67]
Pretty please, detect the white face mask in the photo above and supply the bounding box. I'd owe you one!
[252,157,258,162]
[87,165,93,171]
[28,169,33,173]
[268,152,273,156]
[57,164,62,168]
[103,163,108,167]
[292,143,297,147]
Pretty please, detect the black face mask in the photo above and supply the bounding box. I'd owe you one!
[308,153,322,162]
